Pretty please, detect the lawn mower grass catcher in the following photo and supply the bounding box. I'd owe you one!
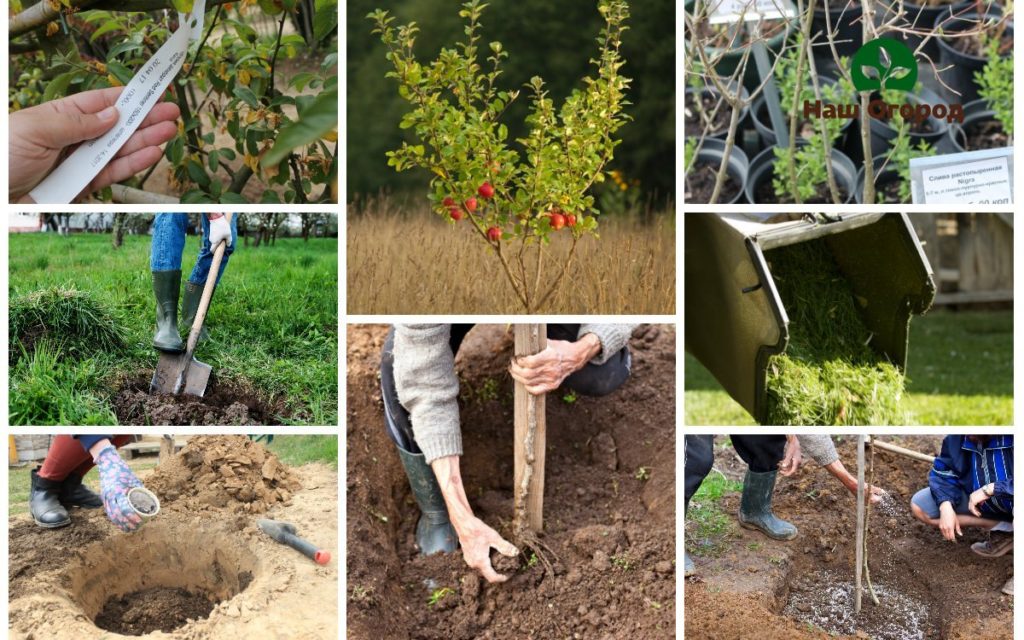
[685,213,936,425]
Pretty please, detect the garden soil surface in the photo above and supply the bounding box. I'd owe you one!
[112,375,287,426]
[8,436,338,640]
[685,164,741,204]
[685,436,1012,640]
[347,324,676,639]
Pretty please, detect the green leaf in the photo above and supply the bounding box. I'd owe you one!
[170,0,194,13]
[220,192,249,204]
[90,19,124,42]
[233,85,260,108]
[42,72,77,102]
[313,0,338,42]
[106,61,134,86]
[262,86,337,167]
[187,159,211,188]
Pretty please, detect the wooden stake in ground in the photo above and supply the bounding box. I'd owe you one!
[513,324,546,535]
[855,435,865,614]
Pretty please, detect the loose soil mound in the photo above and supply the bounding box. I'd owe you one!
[112,375,283,425]
[685,436,1012,639]
[9,459,338,640]
[148,436,303,513]
[346,324,676,639]
[95,587,216,636]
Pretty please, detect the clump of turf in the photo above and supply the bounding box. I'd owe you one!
[765,240,908,425]
[10,286,126,364]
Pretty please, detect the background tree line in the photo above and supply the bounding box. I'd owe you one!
[346,0,674,209]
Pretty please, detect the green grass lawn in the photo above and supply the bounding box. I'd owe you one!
[9,435,335,517]
[685,468,742,558]
[685,310,1013,426]
[9,232,338,426]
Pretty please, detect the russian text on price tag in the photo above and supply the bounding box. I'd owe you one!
[909,147,1014,205]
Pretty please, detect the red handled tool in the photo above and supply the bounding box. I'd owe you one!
[257,519,331,565]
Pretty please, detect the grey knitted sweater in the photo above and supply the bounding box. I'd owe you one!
[393,324,637,463]
[796,435,840,467]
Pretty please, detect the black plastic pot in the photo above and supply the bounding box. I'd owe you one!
[684,84,751,141]
[750,76,853,151]
[948,98,1009,152]
[688,138,749,204]
[855,154,904,204]
[935,12,1013,103]
[744,144,857,204]
[866,90,953,158]
[686,6,793,91]
[812,0,864,57]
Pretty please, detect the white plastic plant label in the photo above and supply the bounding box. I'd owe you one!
[705,0,796,24]
[29,0,207,204]
[909,147,1014,205]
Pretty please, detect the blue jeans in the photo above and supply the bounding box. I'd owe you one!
[150,214,237,285]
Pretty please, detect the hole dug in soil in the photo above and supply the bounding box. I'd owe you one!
[67,523,257,636]
[112,375,282,426]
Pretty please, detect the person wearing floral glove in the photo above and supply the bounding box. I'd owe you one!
[151,213,237,353]
[29,435,147,532]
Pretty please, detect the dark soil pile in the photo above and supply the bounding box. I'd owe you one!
[347,324,676,639]
[112,375,282,426]
[148,435,303,513]
[685,436,1012,639]
[94,587,216,636]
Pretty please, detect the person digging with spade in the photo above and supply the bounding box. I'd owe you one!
[151,213,236,353]
[380,324,638,583]
[30,435,151,533]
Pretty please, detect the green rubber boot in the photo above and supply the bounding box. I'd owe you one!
[180,280,210,343]
[396,447,458,555]
[152,270,185,353]
[738,470,797,540]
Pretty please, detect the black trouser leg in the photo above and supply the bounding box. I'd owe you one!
[549,324,632,397]
[731,436,787,473]
[685,435,715,511]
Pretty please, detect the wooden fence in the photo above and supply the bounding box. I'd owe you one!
[909,213,1013,305]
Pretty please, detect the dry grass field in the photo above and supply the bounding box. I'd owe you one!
[347,198,675,314]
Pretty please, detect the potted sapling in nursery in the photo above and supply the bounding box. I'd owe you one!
[745,42,857,203]
[368,0,631,313]
[950,33,1013,151]
[751,46,855,149]
[811,0,864,58]
[684,137,749,204]
[856,112,936,203]
[935,11,1013,103]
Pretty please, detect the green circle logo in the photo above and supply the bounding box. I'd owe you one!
[851,38,918,92]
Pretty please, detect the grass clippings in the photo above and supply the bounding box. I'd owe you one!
[764,240,908,426]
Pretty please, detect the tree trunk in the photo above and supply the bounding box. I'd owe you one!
[112,213,127,249]
[513,324,547,535]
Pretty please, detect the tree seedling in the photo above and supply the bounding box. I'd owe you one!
[976,34,1014,139]
[369,1,632,312]
[427,587,454,607]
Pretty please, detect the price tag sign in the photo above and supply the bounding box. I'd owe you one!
[705,0,795,24]
[910,147,1014,205]
[29,0,207,204]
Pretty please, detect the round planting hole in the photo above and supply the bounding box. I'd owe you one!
[66,522,257,636]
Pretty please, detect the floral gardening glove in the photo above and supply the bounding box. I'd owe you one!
[95,446,144,533]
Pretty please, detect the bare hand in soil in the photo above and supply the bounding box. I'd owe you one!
[456,516,519,584]
[938,503,963,542]
[509,337,600,395]
[778,436,802,477]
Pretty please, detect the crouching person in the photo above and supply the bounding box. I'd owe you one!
[910,435,1013,595]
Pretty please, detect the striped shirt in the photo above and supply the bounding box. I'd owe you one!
[929,435,1013,518]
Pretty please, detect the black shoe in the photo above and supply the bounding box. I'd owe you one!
[30,469,71,529]
[59,474,102,509]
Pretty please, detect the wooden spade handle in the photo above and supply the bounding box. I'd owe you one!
[184,213,232,358]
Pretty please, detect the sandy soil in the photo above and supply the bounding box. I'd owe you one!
[8,436,338,639]
[346,323,676,639]
[685,436,1012,640]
